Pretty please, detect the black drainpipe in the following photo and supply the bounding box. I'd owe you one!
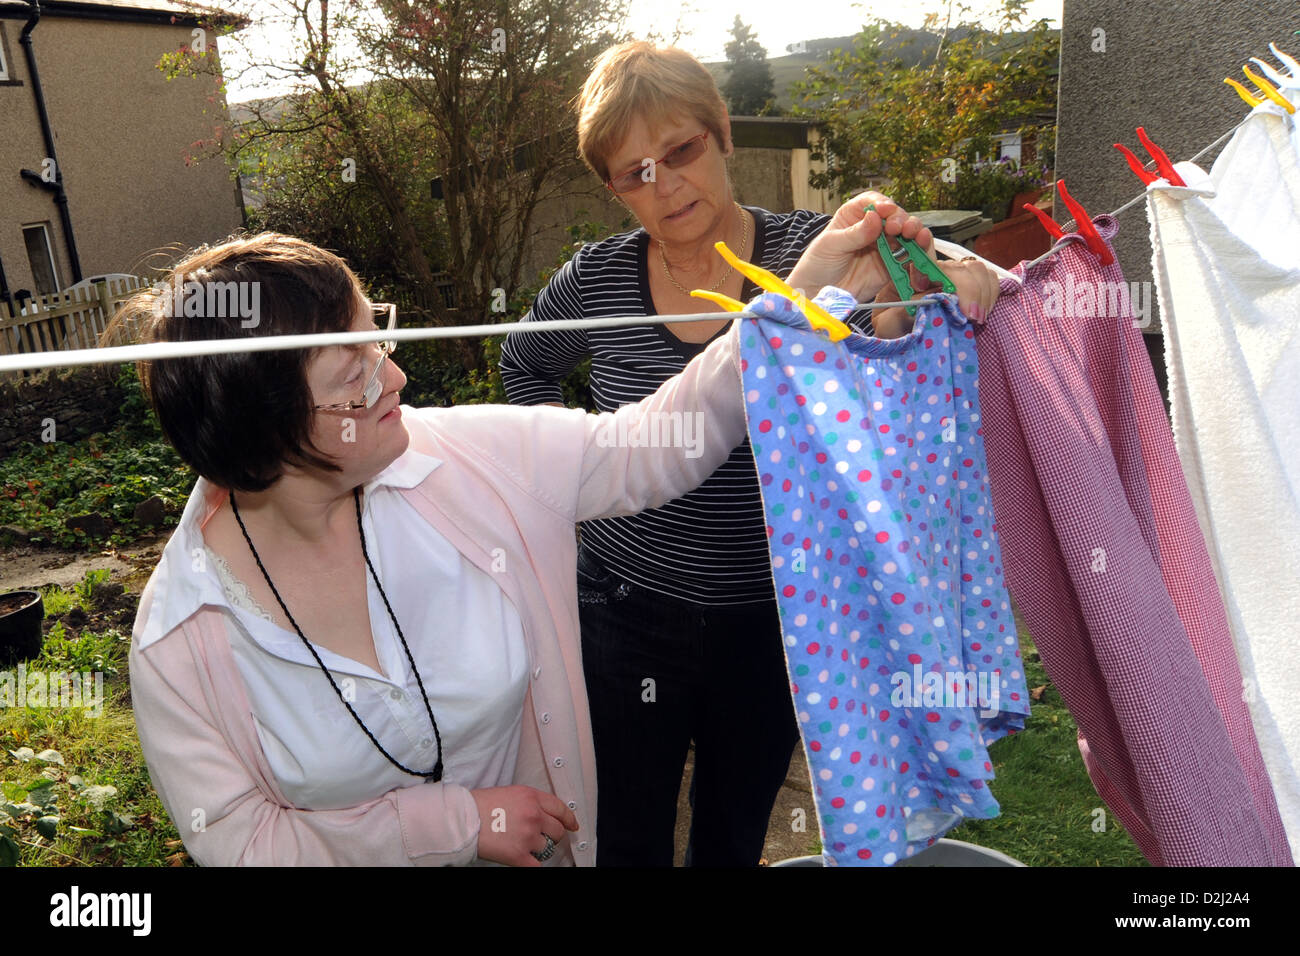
[18,0,82,286]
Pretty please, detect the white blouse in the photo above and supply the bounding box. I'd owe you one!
[194,449,530,814]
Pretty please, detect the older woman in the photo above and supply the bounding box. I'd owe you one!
[499,40,999,867]
[125,225,995,866]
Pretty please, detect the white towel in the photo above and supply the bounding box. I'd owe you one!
[1146,101,1300,856]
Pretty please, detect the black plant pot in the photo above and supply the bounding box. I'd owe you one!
[0,590,44,666]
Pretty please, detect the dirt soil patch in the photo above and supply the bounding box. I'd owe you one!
[0,533,168,601]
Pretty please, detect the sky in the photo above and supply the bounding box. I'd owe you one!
[219,0,1064,104]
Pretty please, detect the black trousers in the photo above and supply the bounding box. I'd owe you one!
[577,548,800,867]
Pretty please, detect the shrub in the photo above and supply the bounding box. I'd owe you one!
[0,367,195,548]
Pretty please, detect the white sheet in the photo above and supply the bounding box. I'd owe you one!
[1146,99,1300,855]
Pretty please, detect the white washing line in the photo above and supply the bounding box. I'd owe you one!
[0,297,946,374]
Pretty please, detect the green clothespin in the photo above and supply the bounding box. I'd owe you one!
[866,203,955,316]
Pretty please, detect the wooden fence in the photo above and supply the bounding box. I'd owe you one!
[0,277,151,369]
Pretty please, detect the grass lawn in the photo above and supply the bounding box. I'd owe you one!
[947,629,1148,866]
[1,572,187,866]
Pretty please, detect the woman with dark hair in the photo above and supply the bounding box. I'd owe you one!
[499,40,1000,866]
[124,227,999,866]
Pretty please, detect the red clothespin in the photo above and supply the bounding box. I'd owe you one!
[1023,180,1113,266]
[1057,180,1113,266]
[1113,127,1187,187]
[1023,202,1065,239]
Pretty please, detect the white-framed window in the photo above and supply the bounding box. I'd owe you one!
[995,133,1023,165]
[960,132,1024,168]
[0,23,10,81]
[22,224,62,296]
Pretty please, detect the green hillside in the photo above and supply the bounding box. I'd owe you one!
[705,26,1055,114]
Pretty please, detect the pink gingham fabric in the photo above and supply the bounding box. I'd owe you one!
[975,215,1292,866]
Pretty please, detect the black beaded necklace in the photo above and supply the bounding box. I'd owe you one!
[228,486,444,780]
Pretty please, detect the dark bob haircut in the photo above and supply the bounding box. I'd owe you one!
[107,232,363,492]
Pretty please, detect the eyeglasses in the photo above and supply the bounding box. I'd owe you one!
[605,132,710,195]
[313,302,397,412]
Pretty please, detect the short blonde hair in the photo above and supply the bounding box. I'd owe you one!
[576,41,729,183]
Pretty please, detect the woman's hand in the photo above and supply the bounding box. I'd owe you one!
[870,257,1003,339]
[472,785,580,867]
[786,190,933,304]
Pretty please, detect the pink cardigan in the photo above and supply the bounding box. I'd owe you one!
[128,323,745,866]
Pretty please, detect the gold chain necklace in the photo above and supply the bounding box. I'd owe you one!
[658,202,749,295]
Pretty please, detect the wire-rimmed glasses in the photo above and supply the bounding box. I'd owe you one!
[605,132,710,195]
[313,302,397,411]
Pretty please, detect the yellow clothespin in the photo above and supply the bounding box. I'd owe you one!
[1242,64,1297,113]
[689,290,747,312]
[1225,76,1264,108]
[1224,65,1297,114]
[690,241,853,342]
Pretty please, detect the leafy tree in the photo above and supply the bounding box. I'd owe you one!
[722,16,776,116]
[366,1,625,335]
[159,0,630,371]
[237,74,448,328]
[792,0,1058,210]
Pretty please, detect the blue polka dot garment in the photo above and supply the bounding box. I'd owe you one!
[737,287,1030,867]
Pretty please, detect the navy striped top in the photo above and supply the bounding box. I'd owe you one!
[499,206,876,604]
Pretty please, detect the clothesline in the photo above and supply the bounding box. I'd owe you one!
[1021,116,1250,271]
[0,296,945,374]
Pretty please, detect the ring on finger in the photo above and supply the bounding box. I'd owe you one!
[531,833,558,862]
